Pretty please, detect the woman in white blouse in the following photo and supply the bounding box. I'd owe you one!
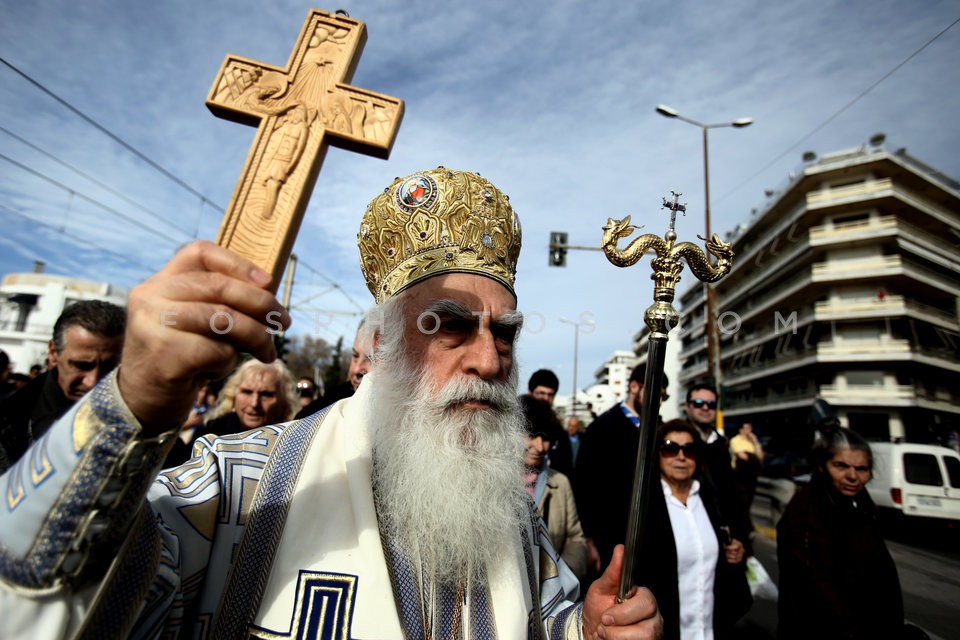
[634,419,752,640]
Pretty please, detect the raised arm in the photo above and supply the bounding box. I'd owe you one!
[0,242,291,636]
[119,241,290,432]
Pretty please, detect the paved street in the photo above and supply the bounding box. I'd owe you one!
[732,495,959,640]
[732,529,778,639]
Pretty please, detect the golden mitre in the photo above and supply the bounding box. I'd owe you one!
[358,167,522,303]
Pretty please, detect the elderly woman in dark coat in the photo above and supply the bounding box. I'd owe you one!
[777,426,905,640]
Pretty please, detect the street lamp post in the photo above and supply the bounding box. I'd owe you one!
[655,104,752,388]
[559,316,594,419]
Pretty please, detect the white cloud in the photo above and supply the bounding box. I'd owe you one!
[1,0,957,390]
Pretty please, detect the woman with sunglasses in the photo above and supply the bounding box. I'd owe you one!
[777,426,909,640]
[634,419,752,640]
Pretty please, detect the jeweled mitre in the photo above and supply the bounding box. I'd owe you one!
[358,167,521,303]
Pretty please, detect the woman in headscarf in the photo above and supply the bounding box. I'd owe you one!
[777,426,905,639]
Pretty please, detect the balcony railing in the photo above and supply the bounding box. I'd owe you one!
[817,339,911,356]
[722,310,816,360]
[723,264,813,319]
[724,388,815,412]
[678,335,708,361]
[820,383,914,402]
[812,255,901,278]
[815,295,906,317]
[677,316,707,342]
[723,351,818,386]
[815,296,958,328]
[809,214,956,267]
[808,214,897,243]
[901,260,960,298]
[806,178,894,209]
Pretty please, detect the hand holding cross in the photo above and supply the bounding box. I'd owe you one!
[118,11,402,431]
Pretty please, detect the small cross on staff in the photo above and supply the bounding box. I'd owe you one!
[661,190,687,237]
[206,9,404,290]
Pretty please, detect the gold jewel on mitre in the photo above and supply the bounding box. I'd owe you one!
[357,167,522,303]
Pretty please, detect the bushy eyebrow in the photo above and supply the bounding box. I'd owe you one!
[425,299,524,332]
[497,310,524,331]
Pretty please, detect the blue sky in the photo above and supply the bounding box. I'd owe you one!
[1,0,958,394]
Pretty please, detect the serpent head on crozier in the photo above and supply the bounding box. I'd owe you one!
[673,233,735,283]
[601,216,666,268]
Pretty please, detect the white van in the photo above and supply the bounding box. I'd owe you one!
[867,442,960,522]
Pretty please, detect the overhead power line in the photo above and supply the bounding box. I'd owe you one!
[0,152,186,246]
[0,202,158,277]
[296,259,367,314]
[0,54,224,212]
[1,54,369,323]
[716,15,960,205]
[0,124,195,241]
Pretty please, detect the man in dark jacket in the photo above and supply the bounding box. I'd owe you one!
[295,313,375,419]
[0,300,125,472]
[683,383,753,550]
[574,363,668,574]
[0,350,15,400]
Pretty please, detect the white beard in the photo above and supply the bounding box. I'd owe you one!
[368,347,528,586]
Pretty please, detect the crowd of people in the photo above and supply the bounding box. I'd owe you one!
[0,167,916,639]
[524,365,756,639]
[518,366,920,640]
[0,295,384,471]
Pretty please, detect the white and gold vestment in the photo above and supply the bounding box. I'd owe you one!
[0,371,583,639]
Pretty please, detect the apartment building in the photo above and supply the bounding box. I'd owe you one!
[670,141,959,451]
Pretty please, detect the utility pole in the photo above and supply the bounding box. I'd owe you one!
[280,253,298,341]
[655,104,753,387]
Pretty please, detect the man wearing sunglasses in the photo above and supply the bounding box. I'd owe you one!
[684,384,753,555]
[0,168,661,639]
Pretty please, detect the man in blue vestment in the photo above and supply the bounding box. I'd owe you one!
[0,168,661,639]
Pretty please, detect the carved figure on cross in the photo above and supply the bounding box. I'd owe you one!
[261,104,311,219]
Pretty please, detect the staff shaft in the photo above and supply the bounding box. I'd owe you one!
[618,334,668,601]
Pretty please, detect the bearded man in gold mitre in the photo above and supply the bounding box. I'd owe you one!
[0,168,661,639]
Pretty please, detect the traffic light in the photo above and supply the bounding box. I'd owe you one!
[549,231,568,267]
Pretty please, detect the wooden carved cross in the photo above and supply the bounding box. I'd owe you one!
[206,9,404,289]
